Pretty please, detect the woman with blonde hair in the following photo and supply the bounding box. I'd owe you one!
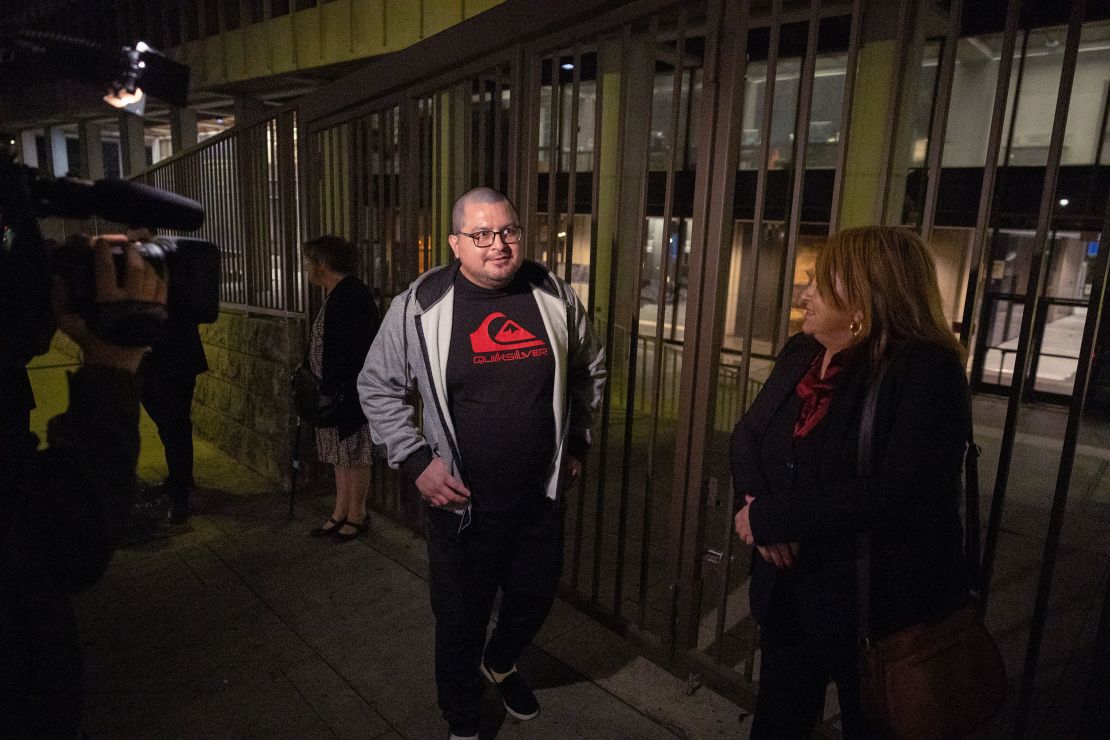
[731,226,972,737]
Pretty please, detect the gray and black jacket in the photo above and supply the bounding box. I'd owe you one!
[358,259,606,518]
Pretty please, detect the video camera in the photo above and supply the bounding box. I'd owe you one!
[0,150,220,360]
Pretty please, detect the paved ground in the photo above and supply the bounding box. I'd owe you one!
[27,349,1110,738]
[29,348,746,739]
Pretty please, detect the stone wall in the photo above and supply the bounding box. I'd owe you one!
[194,310,307,488]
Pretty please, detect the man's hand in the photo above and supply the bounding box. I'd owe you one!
[52,236,167,373]
[735,494,799,569]
[415,457,471,508]
[560,454,583,491]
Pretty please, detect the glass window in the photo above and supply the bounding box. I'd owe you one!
[943,21,1110,168]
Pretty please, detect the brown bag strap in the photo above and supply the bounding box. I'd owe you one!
[855,362,886,645]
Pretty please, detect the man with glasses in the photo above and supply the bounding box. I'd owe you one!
[359,187,605,740]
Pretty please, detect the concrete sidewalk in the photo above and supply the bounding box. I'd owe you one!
[25,350,742,739]
[74,489,744,739]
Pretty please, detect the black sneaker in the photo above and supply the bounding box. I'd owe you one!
[480,663,539,720]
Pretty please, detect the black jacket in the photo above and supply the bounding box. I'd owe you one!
[1,367,140,737]
[731,332,970,640]
[145,315,209,377]
[320,275,380,439]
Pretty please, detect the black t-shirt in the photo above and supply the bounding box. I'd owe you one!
[447,272,556,513]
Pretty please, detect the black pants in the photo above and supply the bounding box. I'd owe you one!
[751,586,883,740]
[140,367,197,496]
[425,499,564,734]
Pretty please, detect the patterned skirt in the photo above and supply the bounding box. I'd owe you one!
[310,292,373,467]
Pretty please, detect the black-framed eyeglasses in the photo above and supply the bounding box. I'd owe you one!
[456,226,522,248]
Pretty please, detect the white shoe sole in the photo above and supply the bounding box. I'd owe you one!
[480,663,539,720]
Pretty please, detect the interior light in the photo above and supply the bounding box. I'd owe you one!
[135,41,151,53]
[560,62,574,70]
[1059,198,1069,207]
[215,117,225,124]
[557,231,567,238]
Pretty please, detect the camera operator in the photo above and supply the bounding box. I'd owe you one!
[0,236,166,738]
[128,227,208,525]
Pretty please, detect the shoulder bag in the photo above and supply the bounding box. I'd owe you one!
[291,363,343,428]
[856,363,1006,739]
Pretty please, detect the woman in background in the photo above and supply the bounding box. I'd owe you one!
[731,226,972,737]
[304,235,380,541]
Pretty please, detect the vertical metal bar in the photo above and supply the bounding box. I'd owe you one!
[958,0,1022,350]
[421,99,432,276]
[546,56,561,271]
[374,112,386,298]
[573,46,604,595]
[669,0,745,655]
[493,66,505,192]
[613,16,658,620]
[592,24,635,608]
[227,137,236,304]
[222,139,233,287]
[255,123,265,305]
[477,76,488,186]
[874,0,914,225]
[563,45,582,287]
[1013,192,1109,738]
[736,0,784,411]
[775,0,820,351]
[507,44,525,207]
[352,117,363,280]
[639,6,688,631]
[981,0,1087,611]
[828,0,864,235]
[919,0,964,241]
[280,111,299,313]
[269,120,279,308]
[440,92,450,267]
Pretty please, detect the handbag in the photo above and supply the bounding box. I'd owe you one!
[291,363,344,428]
[855,362,1006,738]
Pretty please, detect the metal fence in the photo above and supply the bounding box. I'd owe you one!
[126,0,1110,734]
[139,110,304,316]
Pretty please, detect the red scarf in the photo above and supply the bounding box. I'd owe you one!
[793,350,849,439]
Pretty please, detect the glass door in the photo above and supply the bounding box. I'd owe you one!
[972,229,1099,401]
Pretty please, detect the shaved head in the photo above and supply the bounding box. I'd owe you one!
[451,187,518,234]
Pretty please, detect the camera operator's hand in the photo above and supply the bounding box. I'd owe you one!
[51,236,167,373]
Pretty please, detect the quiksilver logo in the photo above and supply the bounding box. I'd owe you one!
[469,311,549,364]
[473,347,550,364]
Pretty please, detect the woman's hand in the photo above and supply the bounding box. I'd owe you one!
[756,542,799,569]
[736,494,799,569]
[735,494,756,544]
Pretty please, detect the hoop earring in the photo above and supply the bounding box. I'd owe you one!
[849,318,862,337]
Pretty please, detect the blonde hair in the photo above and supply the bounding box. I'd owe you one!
[815,226,964,370]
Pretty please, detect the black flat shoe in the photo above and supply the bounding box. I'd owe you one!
[335,516,369,542]
[309,517,342,537]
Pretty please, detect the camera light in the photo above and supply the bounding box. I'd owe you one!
[104,87,146,116]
